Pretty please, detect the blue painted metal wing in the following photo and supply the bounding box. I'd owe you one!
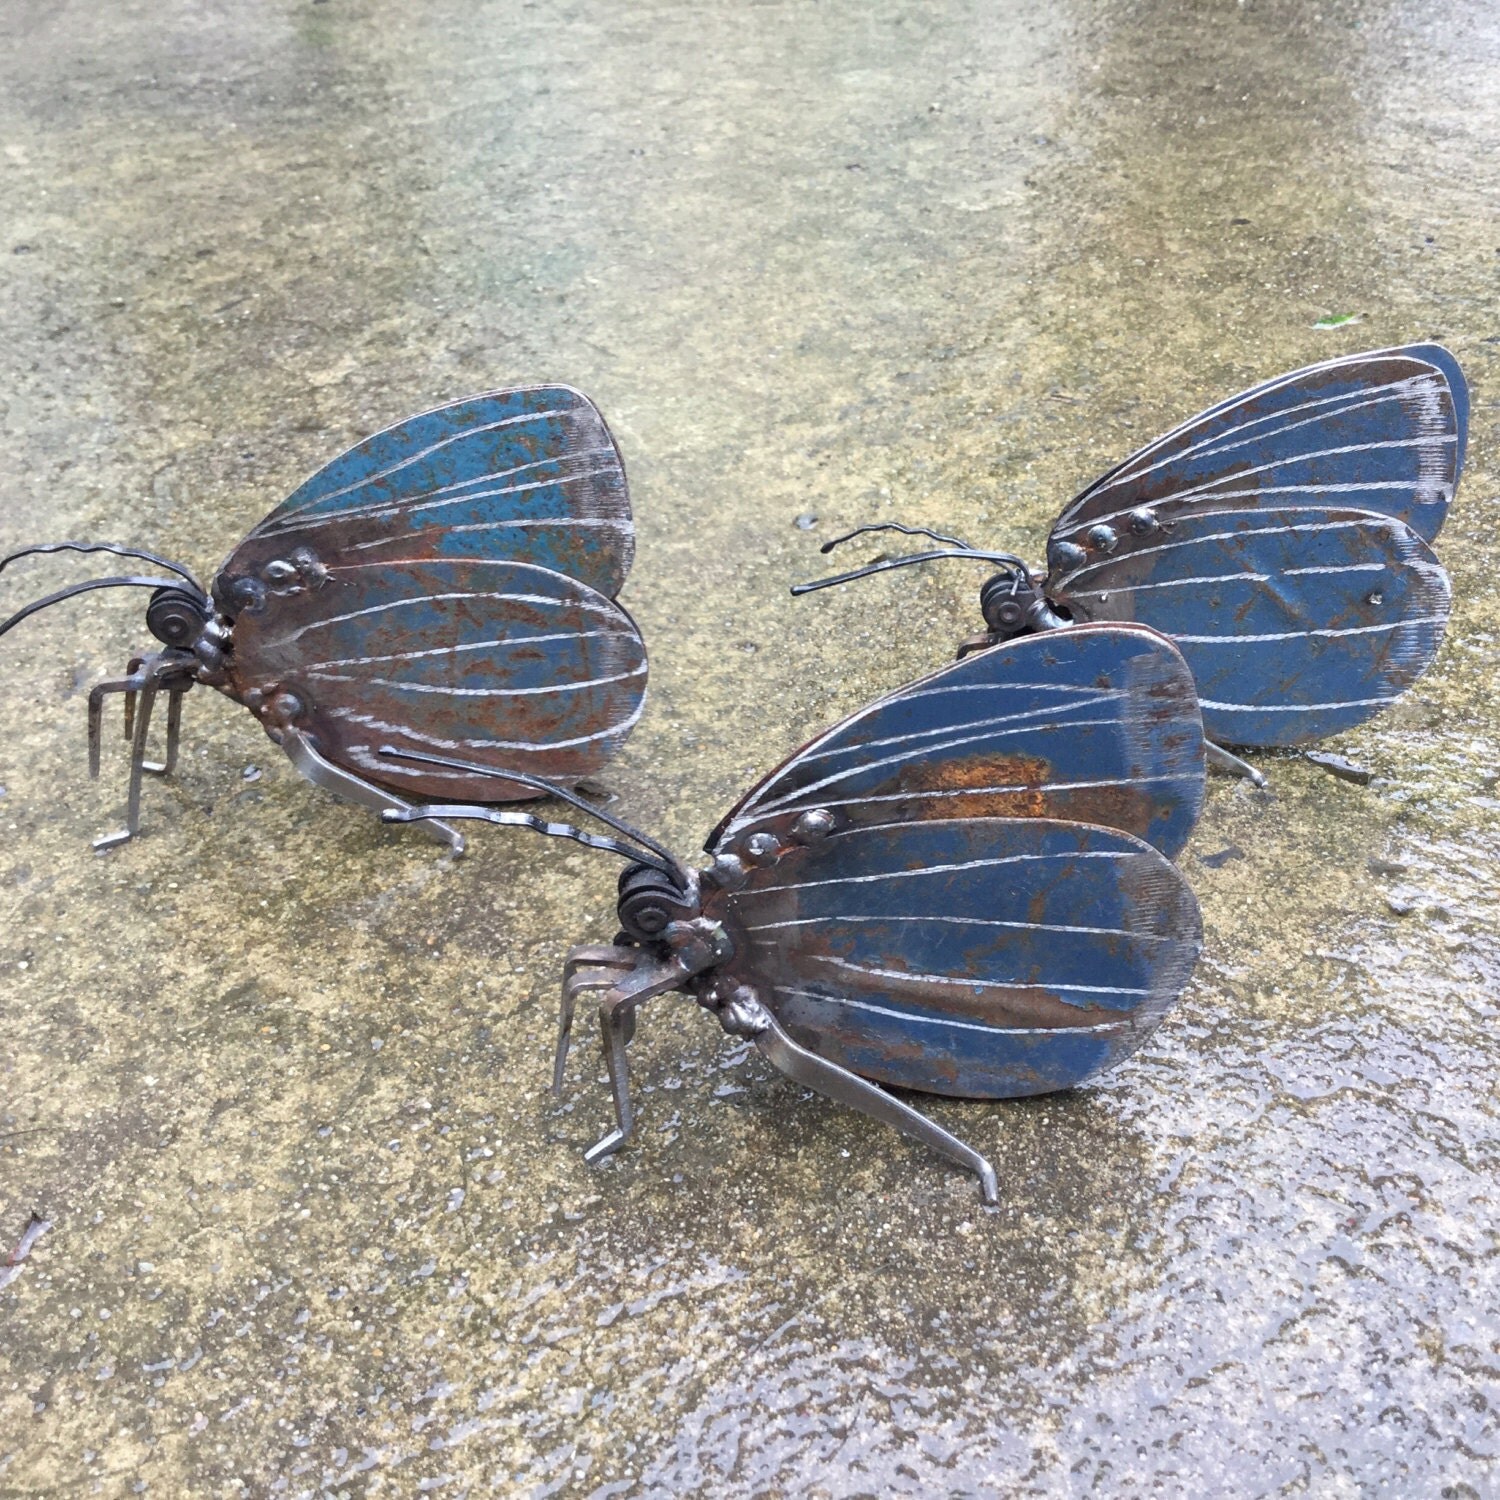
[1049,507,1450,747]
[215,386,633,601]
[708,623,1205,860]
[1048,344,1465,550]
[708,817,1202,1098]
[223,558,646,801]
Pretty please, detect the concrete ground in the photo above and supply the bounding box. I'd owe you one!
[1,0,1497,1494]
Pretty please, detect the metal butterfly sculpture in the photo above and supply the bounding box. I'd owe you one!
[379,622,1206,1201]
[0,386,647,850]
[794,345,1468,782]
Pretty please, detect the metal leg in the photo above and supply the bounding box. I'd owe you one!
[92,678,158,851]
[752,1010,999,1205]
[279,728,467,855]
[1205,739,1268,789]
[88,668,151,780]
[142,685,187,776]
[579,959,692,1165]
[556,946,640,1094]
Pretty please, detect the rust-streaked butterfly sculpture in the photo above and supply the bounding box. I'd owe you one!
[795,345,1468,782]
[380,623,1206,1203]
[0,386,646,850]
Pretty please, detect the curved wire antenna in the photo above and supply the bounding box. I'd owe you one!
[0,541,206,598]
[791,546,1035,597]
[0,575,203,641]
[817,520,979,555]
[376,745,692,889]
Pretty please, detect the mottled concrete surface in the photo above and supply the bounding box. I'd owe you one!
[1,0,1497,1494]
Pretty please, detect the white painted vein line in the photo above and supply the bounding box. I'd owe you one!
[1059,513,1398,588]
[270,405,581,517]
[263,461,623,535]
[747,849,1128,896]
[302,628,621,670]
[743,714,1140,819]
[1068,562,1386,598]
[745,912,1172,942]
[1056,372,1446,526]
[1107,382,1444,490]
[795,955,1155,996]
[745,723,1117,819]
[348,518,631,552]
[273,589,621,643]
[1174,615,1447,644]
[784,692,1130,771]
[1074,433,1455,534]
[783,680,1130,768]
[327,692,646,755]
[772,987,1129,1038]
[308,664,646,697]
[744,771,1199,821]
[1200,694,1402,713]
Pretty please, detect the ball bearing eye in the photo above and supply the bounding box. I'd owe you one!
[145,587,209,649]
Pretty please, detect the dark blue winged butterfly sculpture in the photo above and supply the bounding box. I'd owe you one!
[0,386,646,849]
[379,622,1207,1201]
[795,345,1469,779]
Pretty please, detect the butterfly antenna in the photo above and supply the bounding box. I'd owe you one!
[0,575,208,641]
[818,520,979,555]
[791,547,1035,597]
[376,745,693,890]
[0,541,207,596]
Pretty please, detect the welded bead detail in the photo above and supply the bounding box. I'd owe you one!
[1047,539,1088,573]
[1086,524,1119,554]
[740,831,783,867]
[792,808,836,844]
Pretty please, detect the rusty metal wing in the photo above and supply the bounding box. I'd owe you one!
[1048,506,1450,748]
[709,816,1202,1098]
[224,558,647,802]
[707,623,1205,860]
[215,385,633,601]
[1046,344,1466,552]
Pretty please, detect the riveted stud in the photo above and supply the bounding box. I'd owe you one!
[792,808,836,844]
[1086,524,1119,554]
[1126,507,1159,536]
[1047,539,1088,574]
[709,852,749,891]
[741,831,782,867]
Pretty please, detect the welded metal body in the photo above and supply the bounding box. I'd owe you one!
[802,345,1469,757]
[2,385,645,847]
[539,624,1207,1203]
[1039,345,1466,749]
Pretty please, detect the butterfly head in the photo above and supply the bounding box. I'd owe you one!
[615,861,705,945]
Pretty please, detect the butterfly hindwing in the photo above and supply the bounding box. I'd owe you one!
[707,817,1202,1098]
[225,558,647,801]
[1049,506,1450,747]
[216,386,633,602]
[708,623,1206,860]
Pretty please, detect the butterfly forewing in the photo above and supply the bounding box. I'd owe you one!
[707,818,1202,1098]
[1047,346,1465,557]
[225,558,646,800]
[217,386,633,600]
[1050,506,1450,747]
[708,624,1205,860]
